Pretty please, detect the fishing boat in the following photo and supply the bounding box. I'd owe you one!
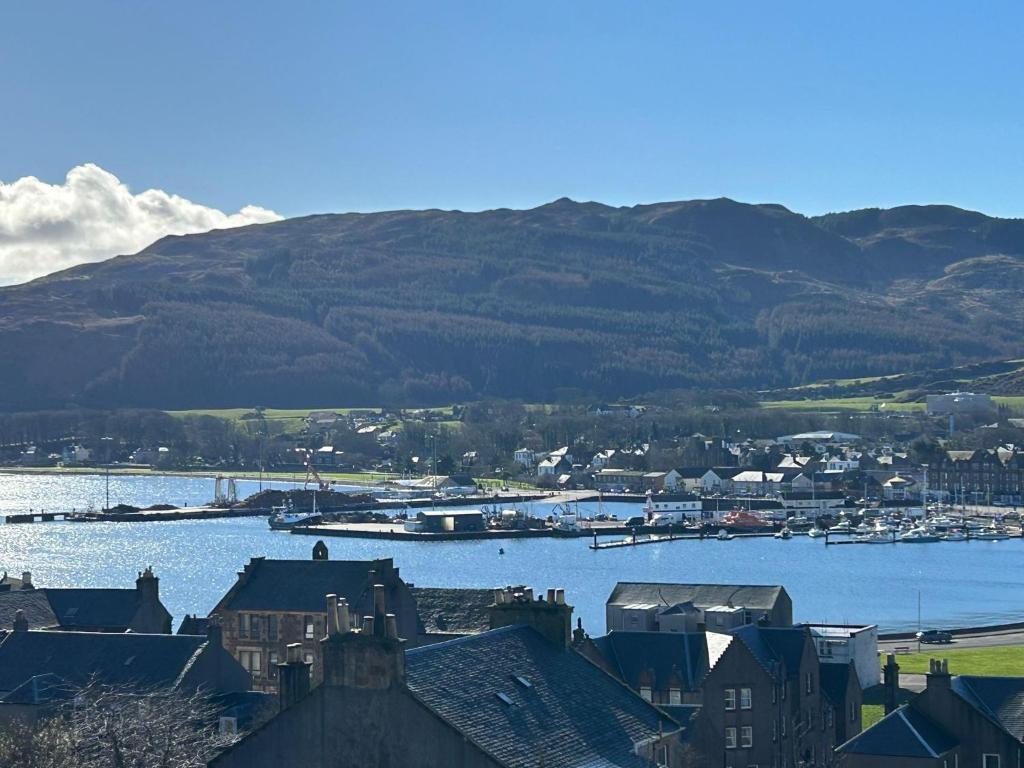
[899,526,941,543]
[268,496,322,530]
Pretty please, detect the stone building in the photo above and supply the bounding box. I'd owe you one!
[606,582,793,633]
[210,586,689,768]
[210,544,417,692]
[587,624,861,767]
[930,448,1024,505]
[0,566,172,633]
[838,656,1024,766]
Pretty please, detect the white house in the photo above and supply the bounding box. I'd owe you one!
[804,623,879,690]
[590,449,616,470]
[513,448,536,467]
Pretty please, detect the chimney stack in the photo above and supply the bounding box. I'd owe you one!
[489,586,573,649]
[321,592,405,690]
[20,572,33,590]
[13,609,28,632]
[136,566,159,603]
[882,654,900,714]
[326,594,340,637]
[277,643,311,710]
[926,658,951,691]
[206,616,223,647]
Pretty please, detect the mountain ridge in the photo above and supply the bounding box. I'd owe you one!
[1,197,1022,410]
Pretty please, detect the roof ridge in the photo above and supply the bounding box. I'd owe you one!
[406,623,523,656]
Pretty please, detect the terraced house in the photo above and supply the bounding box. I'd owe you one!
[930,448,1024,505]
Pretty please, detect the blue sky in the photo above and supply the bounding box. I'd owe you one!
[2,1,1023,219]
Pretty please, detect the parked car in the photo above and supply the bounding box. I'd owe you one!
[916,629,953,644]
[625,516,646,528]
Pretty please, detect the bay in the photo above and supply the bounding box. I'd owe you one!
[0,472,1021,634]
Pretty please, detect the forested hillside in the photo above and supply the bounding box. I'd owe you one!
[1,198,1022,410]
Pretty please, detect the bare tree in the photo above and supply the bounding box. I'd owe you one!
[0,682,241,768]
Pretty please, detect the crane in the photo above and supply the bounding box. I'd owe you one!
[302,449,331,492]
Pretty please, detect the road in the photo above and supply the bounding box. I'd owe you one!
[879,625,1024,653]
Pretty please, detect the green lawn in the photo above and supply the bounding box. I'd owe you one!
[861,704,884,728]
[887,646,1024,676]
[759,396,924,412]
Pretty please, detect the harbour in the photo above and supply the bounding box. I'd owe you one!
[2,471,1024,634]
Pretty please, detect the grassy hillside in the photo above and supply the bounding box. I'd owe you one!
[1,199,1023,410]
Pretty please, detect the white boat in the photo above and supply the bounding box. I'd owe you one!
[830,520,853,534]
[855,531,893,544]
[268,500,322,530]
[854,522,872,535]
[774,527,793,540]
[807,527,827,539]
[973,525,1012,541]
[716,529,734,541]
[940,530,967,542]
[900,527,941,543]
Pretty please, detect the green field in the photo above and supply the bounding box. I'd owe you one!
[759,396,925,412]
[887,646,1024,677]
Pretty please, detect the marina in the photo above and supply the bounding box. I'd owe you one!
[1,471,1023,634]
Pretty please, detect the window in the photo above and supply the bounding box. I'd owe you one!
[740,687,752,710]
[725,727,737,749]
[771,720,777,743]
[983,756,1000,768]
[668,688,681,705]
[849,701,857,721]
[267,614,278,642]
[304,616,315,639]
[805,672,812,694]
[740,726,753,748]
[772,685,778,704]
[250,615,261,640]
[238,614,250,639]
[781,717,786,737]
[639,686,652,702]
[304,652,314,664]
[781,681,787,700]
[238,650,261,675]
[268,651,279,677]
[725,688,737,710]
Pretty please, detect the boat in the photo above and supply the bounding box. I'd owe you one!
[721,509,768,531]
[854,531,893,544]
[268,496,322,530]
[972,524,1012,541]
[829,519,853,534]
[716,529,734,541]
[774,527,793,540]
[807,527,827,539]
[785,515,812,530]
[940,530,967,542]
[854,522,872,535]
[899,527,941,543]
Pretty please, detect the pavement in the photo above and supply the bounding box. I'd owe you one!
[879,626,1024,653]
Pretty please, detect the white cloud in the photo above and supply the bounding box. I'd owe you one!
[0,163,283,286]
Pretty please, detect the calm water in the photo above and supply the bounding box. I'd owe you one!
[0,472,1021,634]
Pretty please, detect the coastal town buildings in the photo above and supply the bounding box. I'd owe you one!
[605,582,794,632]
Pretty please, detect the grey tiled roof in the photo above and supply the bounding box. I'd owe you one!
[819,662,855,708]
[953,676,1024,741]
[592,631,708,692]
[222,558,392,612]
[837,705,957,758]
[177,615,211,635]
[412,587,494,635]
[406,625,679,768]
[0,630,205,694]
[0,588,151,631]
[0,590,59,629]
[608,582,786,612]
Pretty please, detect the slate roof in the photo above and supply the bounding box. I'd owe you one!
[592,631,708,692]
[608,582,786,613]
[405,625,680,768]
[0,588,149,631]
[0,590,59,629]
[221,558,393,613]
[177,614,211,635]
[837,705,957,758]
[0,630,206,694]
[412,587,494,635]
[953,676,1024,741]
[44,589,142,629]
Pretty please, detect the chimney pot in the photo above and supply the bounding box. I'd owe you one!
[546,588,556,603]
[555,588,565,605]
[13,609,28,632]
[362,616,374,634]
[286,643,302,664]
[326,593,340,637]
[20,572,32,590]
[386,613,398,639]
[338,598,351,633]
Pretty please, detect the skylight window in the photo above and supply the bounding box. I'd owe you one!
[513,675,533,689]
[495,692,514,706]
